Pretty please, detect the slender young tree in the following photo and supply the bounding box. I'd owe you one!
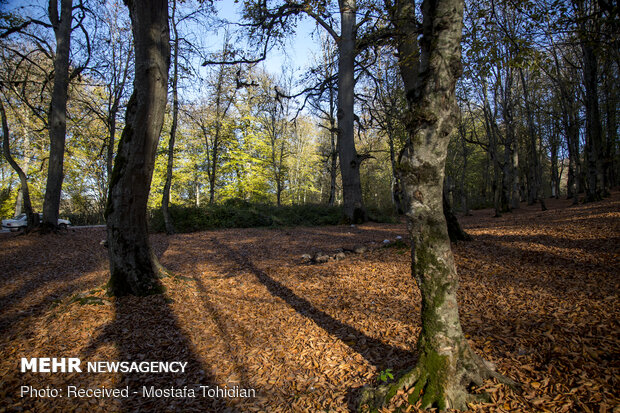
[162,0,180,235]
[0,101,37,229]
[243,0,367,221]
[361,0,515,409]
[105,0,171,296]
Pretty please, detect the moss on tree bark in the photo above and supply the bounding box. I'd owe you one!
[359,0,516,410]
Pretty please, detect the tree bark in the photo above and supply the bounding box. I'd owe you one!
[444,191,471,243]
[388,129,405,214]
[42,0,73,229]
[14,126,31,217]
[337,0,365,223]
[328,83,338,207]
[519,68,546,211]
[361,0,515,409]
[603,69,617,189]
[582,40,605,201]
[1,102,36,229]
[458,124,470,215]
[482,95,502,217]
[501,68,519,210]
[162,0,179,235]
[328,118,338,206]
[105,0,171,296]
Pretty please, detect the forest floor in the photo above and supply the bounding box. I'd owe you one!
[0,193,618,412]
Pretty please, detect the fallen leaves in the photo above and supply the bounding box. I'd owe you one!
[0,193,618,412]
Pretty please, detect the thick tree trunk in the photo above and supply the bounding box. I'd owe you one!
[162,0,179,235]
[107,114,117,186]
[42,0,73,229]
[361,0,515,409]
[582,41,605,201]
[1,102,36,230]
[337,0,365,223]
[105,0,171,296]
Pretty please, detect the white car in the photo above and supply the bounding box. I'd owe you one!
[1,213,71,231]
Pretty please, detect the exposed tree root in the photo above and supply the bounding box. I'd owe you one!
[359,346,519,412]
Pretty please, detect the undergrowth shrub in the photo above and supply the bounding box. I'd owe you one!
[149,202,346,233]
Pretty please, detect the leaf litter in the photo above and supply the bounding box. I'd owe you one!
[0,193,618,412]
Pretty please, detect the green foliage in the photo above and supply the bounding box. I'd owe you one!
[0,187,14,219]
[64,211,105,226]
[366,206,399,224]
[378,368,394,383]
[149,201,344,233]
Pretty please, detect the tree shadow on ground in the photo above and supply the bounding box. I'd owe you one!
[74,234,246,412]
[0,229,108,340]
[208,238,416,367]
[208,237,418,412]
[80,291,242,412]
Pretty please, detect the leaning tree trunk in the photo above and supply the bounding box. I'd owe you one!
[105,0,171,296]
[337,0,365,223]
[1,102,36,230]
[42,0,73,229]
[361,0,515,409]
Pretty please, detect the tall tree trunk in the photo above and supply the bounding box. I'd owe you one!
[107,114,117,187]
[459,128,470,215]
[1,102,36,229]
[42,0,73,229]
[388,130,404,214]
[208,80,224,205]
[327,79,338,206]
[579,5,605,201]
[603,71,617,189]
[361,0,514,409]
[550,120,560,199]
[162,0,179,235]
[501,69,520,210]
[337,0,365,223]
[14,126,31,217]
[328,119,338,206]
[105,0,171,296]
[519,68,546,211]
[482,96,502,217]
[563,84,581,203]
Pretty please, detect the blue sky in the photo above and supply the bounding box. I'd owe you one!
[0,0,323,84]
[215,1,321,76]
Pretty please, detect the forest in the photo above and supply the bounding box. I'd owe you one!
[0,0,618,412]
